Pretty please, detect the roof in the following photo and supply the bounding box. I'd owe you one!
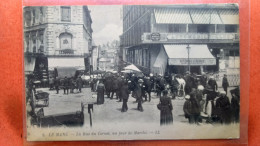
[189,9,222,24]
[218,9,239,24]
[154,8,238,24]
[154,8,192,24]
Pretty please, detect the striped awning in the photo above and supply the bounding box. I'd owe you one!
[189,9,222,24]
[154,8,192,24]
[154,8,239,25]
[218,9,239,24]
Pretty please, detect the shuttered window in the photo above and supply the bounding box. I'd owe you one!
[61,6,71,22]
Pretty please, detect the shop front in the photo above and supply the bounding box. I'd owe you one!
[48,57,85,79]
[151,44,216,75]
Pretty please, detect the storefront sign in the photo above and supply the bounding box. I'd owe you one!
[143,32,238,43]
[150,33,160,41]
[168,58,216,66]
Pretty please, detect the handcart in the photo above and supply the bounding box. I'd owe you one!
[35,91,49,107]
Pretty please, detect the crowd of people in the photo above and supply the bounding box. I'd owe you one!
[89,71,240,126]
[49,76,83,94]
[182,72,240,125]
[39,70,240,126]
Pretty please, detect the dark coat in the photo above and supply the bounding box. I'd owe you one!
[157,96,173,125]
[121,83,130,100]
[215,95,231,124]
[97,83,105,104]
[77,77,83,88]
[208,78,218,91]
[230,87,240,122]
[222,76,229,88]
[183,97,200,118]
[144,78,152,92]
[63,78,69,87]
[135,84,145,100]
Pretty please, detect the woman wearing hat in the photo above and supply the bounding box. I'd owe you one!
[157,90,173,125]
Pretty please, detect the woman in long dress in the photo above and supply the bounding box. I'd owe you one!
[157,90,173,125]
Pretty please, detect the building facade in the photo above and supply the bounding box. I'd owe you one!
[121,4,239,85]
[24,6,93,80]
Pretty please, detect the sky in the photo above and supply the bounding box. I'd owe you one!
[88,5,123,46]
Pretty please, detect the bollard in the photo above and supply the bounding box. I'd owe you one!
[88,104,93,127]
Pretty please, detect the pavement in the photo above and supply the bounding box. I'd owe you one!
[34,86,237,128]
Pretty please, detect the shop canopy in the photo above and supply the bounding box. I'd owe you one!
[154,8,238,24]
[164,45,216,66]
[48,57,85,78]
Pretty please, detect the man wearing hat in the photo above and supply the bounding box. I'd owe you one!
[183,94,200,124]
[222,74,229,95]
[208,76,218,92]
[135,79,145,112]
[215,91,231,124]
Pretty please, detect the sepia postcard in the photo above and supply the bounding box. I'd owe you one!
[23,4,240,141]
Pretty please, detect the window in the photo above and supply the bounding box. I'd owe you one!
[169,24,186,33]
[32,10,36,24]
[197,24,209,33]
[24,11,31,26]
[225,25,237,33]
[61,6,71,21]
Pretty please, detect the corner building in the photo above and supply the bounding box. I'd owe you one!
[121,4,239,85]
[23,6,93,81]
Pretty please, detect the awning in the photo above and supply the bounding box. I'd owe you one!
[189,9,222,24]
[164,45,216,66]
[218,9,239,24]
[48,57,85,78]
[153,47,168,75]
[48,57,85,69]
[154,8,192,24]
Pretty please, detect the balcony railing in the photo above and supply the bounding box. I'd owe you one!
[141,32,239,43]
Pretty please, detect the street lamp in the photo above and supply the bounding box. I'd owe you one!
[186,44,191,72]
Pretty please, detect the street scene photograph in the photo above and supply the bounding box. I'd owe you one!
[23,4,240,140]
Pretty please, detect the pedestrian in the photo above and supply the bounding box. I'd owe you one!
[183,94,200,124]
[97,80,105,105]
[54,78,60,94]
[90,76,94,92]
[63,76,69,95]
[116,76,123,102]
[208,76,218,92]
[150,73,155,92]
[121,81,130,112]
[215,91,231,124]
[49,77,54,90]
[77,76,83,93]
[230,86,240,123]
[136,79,144,112]
[171,76,179,99]
[184,71,193,95]
[222,74,229,95]
[69,77,75,93]
[143,76,152,101]
[157,74,165,97]
[157,90,173,125]
[110,74,118,99]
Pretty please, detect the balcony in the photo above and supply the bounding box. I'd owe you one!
[141,32,239,44]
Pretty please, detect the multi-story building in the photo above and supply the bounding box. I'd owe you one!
[121,4,239,82]
[23,6,93,81]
